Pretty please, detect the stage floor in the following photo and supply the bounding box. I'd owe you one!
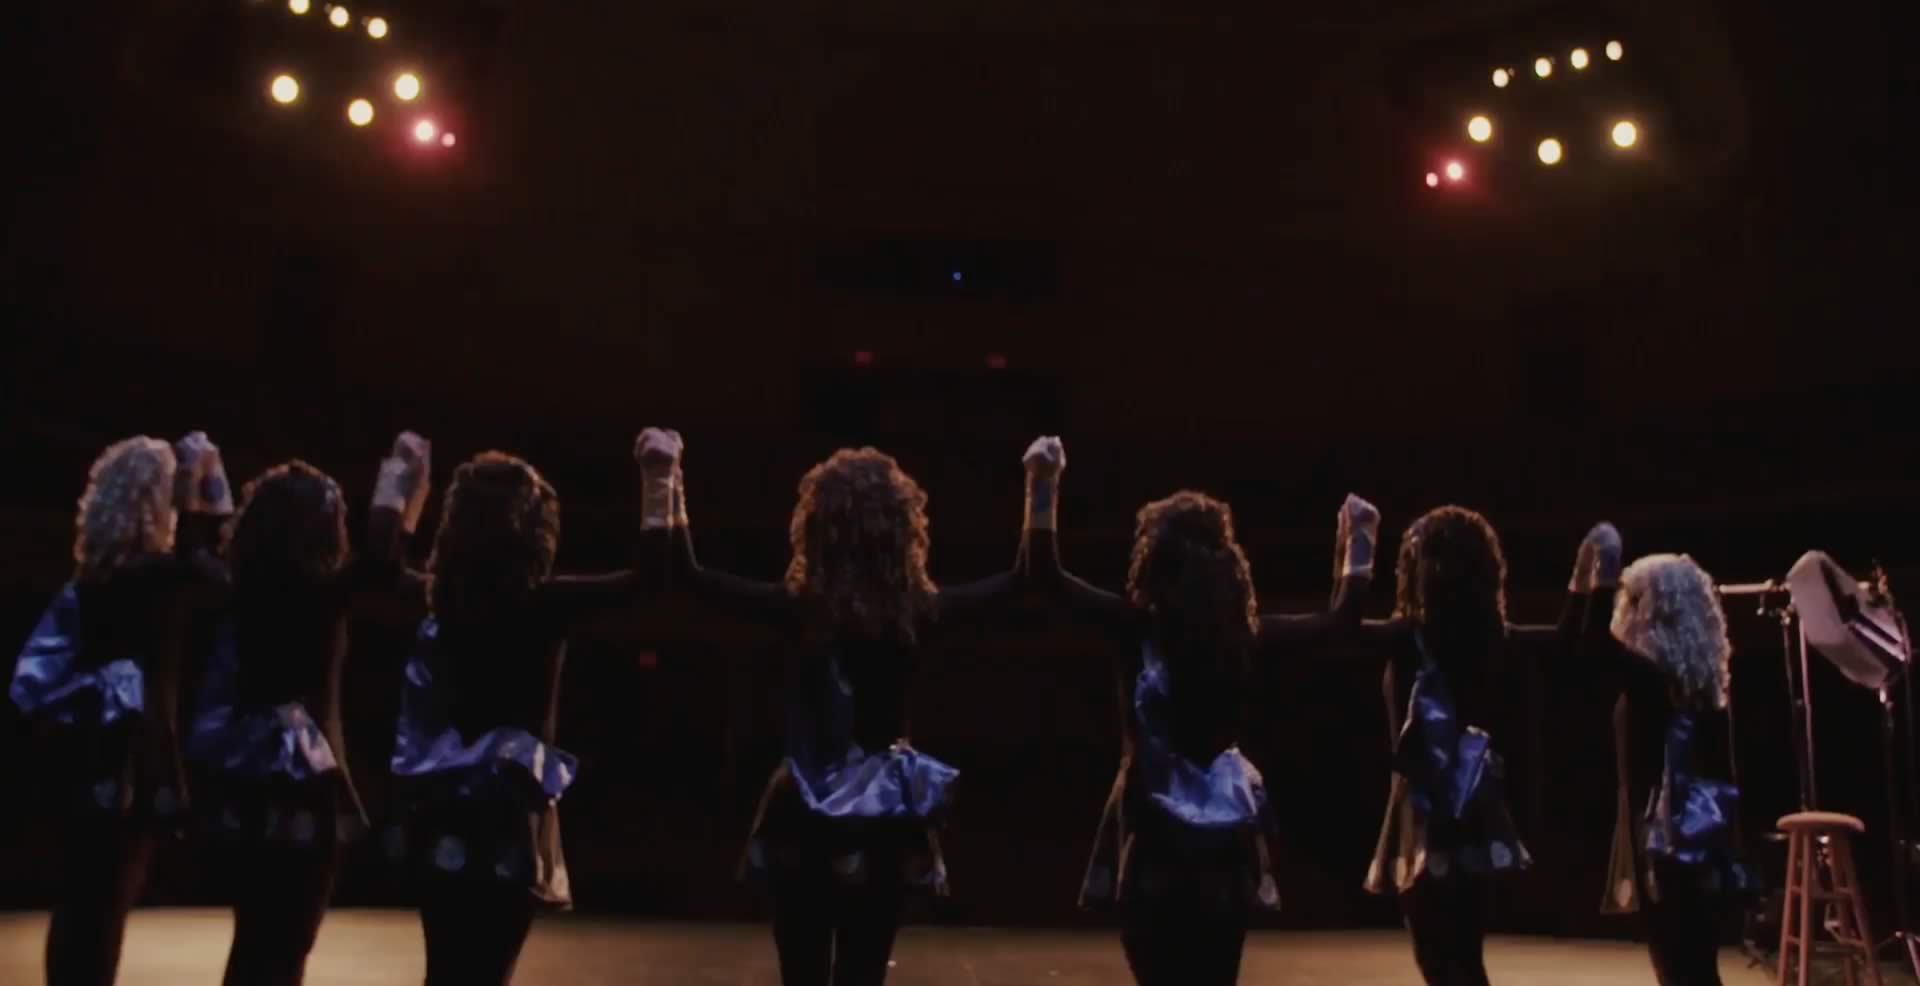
[0,910,1778,985]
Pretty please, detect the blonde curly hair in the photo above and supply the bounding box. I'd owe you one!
[74,436,178,581]
[1611,553,1732,710]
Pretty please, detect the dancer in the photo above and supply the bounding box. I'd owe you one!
[187,433,432,986]
[1598,546,1754,986]
[1358,506,1596,986]
[1018,436,1379,986]
[9,433,232,986]
[639,428,1023,986]
[389,441,651,986]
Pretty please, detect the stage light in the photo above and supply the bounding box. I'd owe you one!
[441,132,457,148]
[347,99,374,127]
[1571,47,1591,70]
[289,0,309,13]
[1537,138,1563,165]
[1467,116,1492,142]
[1424,172,1439,188]
[1534,56,1553,79]
[1445,161,1465,182]
[270,75,300,105]
[367,16,388,39]
[413,119,437,143]
[1611,120,1638,148]
[328,5,350,28]
[394,73,421,101]
[1606,40,1624,61]
[1492,68,1511,88]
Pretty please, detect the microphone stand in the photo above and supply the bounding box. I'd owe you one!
[1870,571,1920,981]
[1718,579,1807,965]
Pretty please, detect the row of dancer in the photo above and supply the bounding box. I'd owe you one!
[9,428,1752,986]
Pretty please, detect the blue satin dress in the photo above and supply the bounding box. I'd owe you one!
[1366,654,1530,894]
[1079,644,1280,912]
[186,621,365,848]
[387,618,579,906]
[1604,704,1758,912]
[741,651,959,895]
[11,584,163,817]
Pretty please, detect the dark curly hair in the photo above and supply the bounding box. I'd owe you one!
[1394,505,1509,665]
[227,461,350,587]
[1127,491,1259,696]
[426,452,561,628]
[784,447,937,645]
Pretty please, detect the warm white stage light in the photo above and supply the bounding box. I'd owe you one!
[441,132,457,147]
[328,5,350,28]
[394,73,421,101]
[348,99,374,126]
[1538,138,1563,165]
[289,0,310,13]
[1535,56,1553,79]
[270,75,300,105]
[1425,172,1440,188]
[1612,120,1638,148]
[1492,68,1510,88]
[367,16,388,39]
[1468,116,1493,142]
[1445,161,1465,182]
[1607,40,1624,61]
[1571,47,1591,70]
[413,119,437,143]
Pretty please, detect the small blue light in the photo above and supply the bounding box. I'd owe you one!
[951,271,963,283]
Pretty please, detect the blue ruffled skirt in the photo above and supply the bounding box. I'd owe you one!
[741,741,957,895]
[10,585,185,825]
[1079,746,1280,913]
[1365,727,1532,895]
[386,640,578,906]
[186,626,366,849]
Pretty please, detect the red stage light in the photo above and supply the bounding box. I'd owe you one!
[1445,161,1465,182]
[986,354,1008,370]
[1425,172,1440,188]
[853,350,874,366]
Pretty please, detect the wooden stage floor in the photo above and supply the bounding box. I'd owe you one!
[0,909,1790,985]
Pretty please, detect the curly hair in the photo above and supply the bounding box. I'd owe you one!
[426,452,561,627]
[1611,554,1731,710]
[1394,505,1509,662]
[784,447,937,645]
[1126,491,1259,687]
[227,461,349,587]
[73,436,178,581]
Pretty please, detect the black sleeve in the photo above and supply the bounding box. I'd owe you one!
[1255,574,1372,654]
[1506,586,1599,656]
[658,524,795,621]
[1022,527,1134,631]
[344,505,431,620]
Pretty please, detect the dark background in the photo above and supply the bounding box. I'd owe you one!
[1,0,1911,940]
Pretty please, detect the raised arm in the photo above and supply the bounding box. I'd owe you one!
[1256,494,1379,650]
[1509,521,1623,655]
[637,427,793,620]
[353,430,433,613]
[1017,436,1133,630]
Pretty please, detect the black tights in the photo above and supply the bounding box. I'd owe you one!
[1400,875,1492,986]
[1643,863,1725,986]
[45,821,152,986]
[216,841,341,986]
[768,865,907,986]
[418,880,537,986]
[1119,898,1250,986]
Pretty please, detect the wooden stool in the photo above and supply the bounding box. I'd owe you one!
[1776,812,1882,986]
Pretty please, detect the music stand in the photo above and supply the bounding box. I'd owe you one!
[1786,552,1918,982]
